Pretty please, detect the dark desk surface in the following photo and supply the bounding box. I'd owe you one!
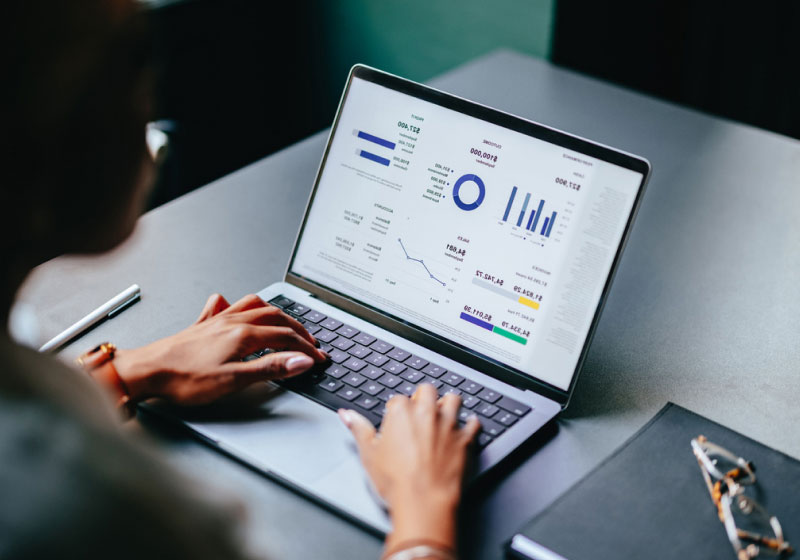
[18,50,800,559]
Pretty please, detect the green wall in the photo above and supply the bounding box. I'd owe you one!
[318,0,554,88]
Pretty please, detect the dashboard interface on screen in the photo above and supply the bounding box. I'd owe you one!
[291,76,643,391]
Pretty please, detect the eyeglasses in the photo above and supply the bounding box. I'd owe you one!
[691,435,793,559]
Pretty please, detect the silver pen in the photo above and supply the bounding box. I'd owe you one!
[38,284,141,353]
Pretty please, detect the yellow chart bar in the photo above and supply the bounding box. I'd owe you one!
[518,296,540,310]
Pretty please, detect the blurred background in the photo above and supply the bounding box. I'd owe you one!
[143,0,800,209]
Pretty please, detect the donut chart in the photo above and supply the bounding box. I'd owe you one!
[452,173,486,211]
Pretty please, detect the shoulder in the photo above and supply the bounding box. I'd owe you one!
[0,373,254,559]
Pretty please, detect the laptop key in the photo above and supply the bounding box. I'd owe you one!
[269,296,294,309]
[496,396,532,417]
[457,408,474,423]
[397,382,416,396]
[304,310,326,324]
[348,344,372,359]
[460,380,483,395]
[361,381,383,396]
[477,388,501,403]
[318,377,344,392]
[329,349,349,364]
[494,410,518,427]
[387,348,411,362]
[401,369,424,383]
[336,325,360,339]
[287,303,311,316]
[442,372,465,387]
[395,381,417,397]
[405,356,429,370]
[462,394,480,409]
[354,394,379,410]
[378,373,402,388]
[477,433,493,449]
[319,343,334,354]
[365,353,390,367]
[480,418,505,437]
[315,329,338,343]
[361,366,383,380]
[343,357,367,372]
[320,317,343,331]
[370,339,394,354]
[325,364,350,379]
[439,386,462,397]
[378,388,400,402]
[421,364,447,378]
[331,338,355,351]
[384,360,407,375]
[476,402,500,418]
[336,386,362,401]
[304,323,322,335]
[343,372,366,387]
[353,332,377,346]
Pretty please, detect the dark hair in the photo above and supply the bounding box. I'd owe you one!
[1,0,154,261]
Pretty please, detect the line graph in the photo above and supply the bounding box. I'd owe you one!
[398,238,447,286]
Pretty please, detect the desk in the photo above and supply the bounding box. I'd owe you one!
[18,50,800,559]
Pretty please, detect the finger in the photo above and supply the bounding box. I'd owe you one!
[219,294,269,315]
[412,383,438,415]
[232,306,317,347]
[223,351,316,384]
[461,415,481,443]
[337,408,377,454]
[248,325,327,362]
[385,393,410,413]
[195,293,230,323]
[229,324,325,362]
[438,393,461,429]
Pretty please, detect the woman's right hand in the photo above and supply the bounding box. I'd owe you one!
[339,384,480,558]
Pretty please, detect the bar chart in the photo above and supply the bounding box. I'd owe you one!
[502,187,558,237]
[355,129,395,167]
[471,277,540,310]
[459,312,527,345]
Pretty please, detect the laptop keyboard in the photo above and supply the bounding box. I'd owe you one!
[258,295,533,449]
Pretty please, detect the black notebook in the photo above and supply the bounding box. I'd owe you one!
[507,403,800,560]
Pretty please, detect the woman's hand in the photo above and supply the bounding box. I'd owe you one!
[112,293,327,405]
[339,384,480,556]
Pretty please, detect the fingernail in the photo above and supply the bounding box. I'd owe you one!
[286,355,314,375]
[337,409,352,427]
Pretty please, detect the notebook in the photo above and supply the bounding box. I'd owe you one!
[507,403,800,560]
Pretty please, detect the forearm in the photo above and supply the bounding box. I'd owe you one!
[384,493,459,559]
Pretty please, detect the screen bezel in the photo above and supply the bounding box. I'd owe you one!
[285,64,651,407]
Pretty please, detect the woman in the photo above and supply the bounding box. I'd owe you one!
[0,1,478,559]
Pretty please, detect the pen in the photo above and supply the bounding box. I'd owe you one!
[38,284,141,353]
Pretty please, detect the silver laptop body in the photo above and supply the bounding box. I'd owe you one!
[148,65,650,534]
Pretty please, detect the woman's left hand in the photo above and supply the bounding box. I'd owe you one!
[110,293,327,405]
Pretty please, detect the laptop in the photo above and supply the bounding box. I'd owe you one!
[151,64,650,534]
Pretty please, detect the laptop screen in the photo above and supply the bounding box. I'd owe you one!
[290,71,645,392]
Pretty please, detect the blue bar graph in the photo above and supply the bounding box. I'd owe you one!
[503,186,517,222]
[359,150,390,166]
[526,209,536,230]
[530,199,544,232]
[545,211,557,237]
[357,131,396,150]
[540,217,550,235]
[516,193,531,227]
[459,312,493,331]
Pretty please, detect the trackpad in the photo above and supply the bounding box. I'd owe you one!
[177,383,356,483]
